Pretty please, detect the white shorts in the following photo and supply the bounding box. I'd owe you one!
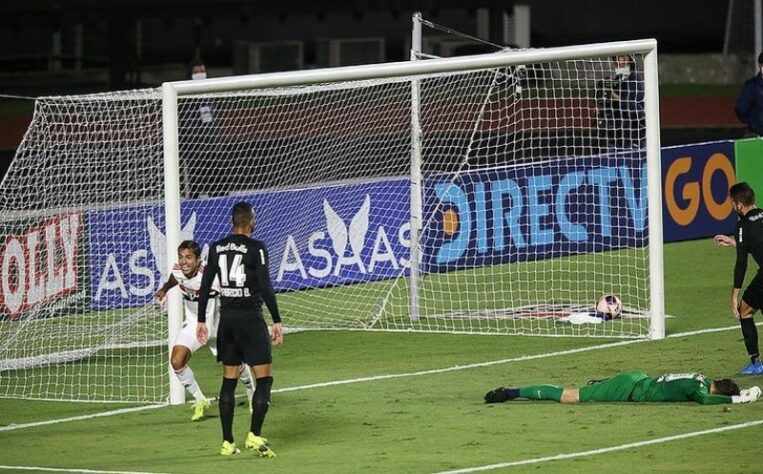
[173,301,219,355]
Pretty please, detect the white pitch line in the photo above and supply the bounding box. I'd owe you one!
[0,465,169,474]
[666,322,763,338]
[4,322,760,433]
[434,419,763,473]
[0,403,165,432]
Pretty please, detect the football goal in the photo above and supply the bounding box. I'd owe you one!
[0,38,663,403]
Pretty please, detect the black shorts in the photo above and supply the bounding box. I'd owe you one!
[742,272,763,311]
[216,310,272,366]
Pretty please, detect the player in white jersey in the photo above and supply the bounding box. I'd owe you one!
[156,240,255,421]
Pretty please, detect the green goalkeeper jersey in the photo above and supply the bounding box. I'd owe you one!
[629,373,731,404]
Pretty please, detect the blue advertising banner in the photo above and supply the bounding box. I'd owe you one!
[85,140,741,310]
[421,153,648,273]
[88,204,164,310]
[253,180,411,292]
[88,180,411,309]
[661,141,737,242]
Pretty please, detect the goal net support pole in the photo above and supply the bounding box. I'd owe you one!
[644,46,665,340]
[409,11,424,322]
[162,84,185,405]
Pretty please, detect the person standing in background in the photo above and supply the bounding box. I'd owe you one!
[735,52,763,137]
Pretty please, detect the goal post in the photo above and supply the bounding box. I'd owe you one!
[161,83,185,405]
[644,46,665,340]
[165,37,664,339]
[170,40,659,94]
[409,11,424,322]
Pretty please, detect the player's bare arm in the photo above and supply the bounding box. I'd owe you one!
[155,274,179,301]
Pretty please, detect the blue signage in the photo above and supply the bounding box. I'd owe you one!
[661,141,737,242]
[421,152,649,273]
[82,140,747,311]
[88,180,411,309]
[87,152,658,310]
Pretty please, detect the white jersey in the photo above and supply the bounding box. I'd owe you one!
[171,263,220,322]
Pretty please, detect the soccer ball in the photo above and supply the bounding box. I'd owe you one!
[595,294,623,319]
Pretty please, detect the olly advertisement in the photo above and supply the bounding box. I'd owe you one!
[0,212,83,319]
[88,180,412,309]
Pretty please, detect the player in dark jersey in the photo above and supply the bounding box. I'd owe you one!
[483,371,762,405]
[196,201,283,457]
[714,182,763,375]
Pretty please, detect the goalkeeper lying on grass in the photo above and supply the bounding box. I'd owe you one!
[484,371,761,405]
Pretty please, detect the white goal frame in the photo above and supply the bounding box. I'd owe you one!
[162,38,665,404]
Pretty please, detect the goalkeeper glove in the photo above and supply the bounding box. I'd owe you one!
[731,386,762,404]
[743,386,762,401]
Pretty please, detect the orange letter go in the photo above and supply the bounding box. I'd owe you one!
[702,153,735,220]
[665,157,699,226]
[664,153,735,227]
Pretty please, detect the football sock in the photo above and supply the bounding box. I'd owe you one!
[251,376,273,436]
[174,365,205,401]
[219,377,238,443]
[518,385,563,401]
[505,388,520,400]
[239,364,255,395]
[740,318,760,363]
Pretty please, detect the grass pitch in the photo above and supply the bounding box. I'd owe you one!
[1,238,762,474]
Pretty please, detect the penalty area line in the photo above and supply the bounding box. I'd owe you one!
[0,465,169,474]
[434,419,763,473]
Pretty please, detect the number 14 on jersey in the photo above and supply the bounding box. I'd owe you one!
[219,254,247,287]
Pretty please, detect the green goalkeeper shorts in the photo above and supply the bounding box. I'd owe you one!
[578,371,648,402]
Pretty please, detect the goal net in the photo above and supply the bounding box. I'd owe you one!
[0,40,662,403]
